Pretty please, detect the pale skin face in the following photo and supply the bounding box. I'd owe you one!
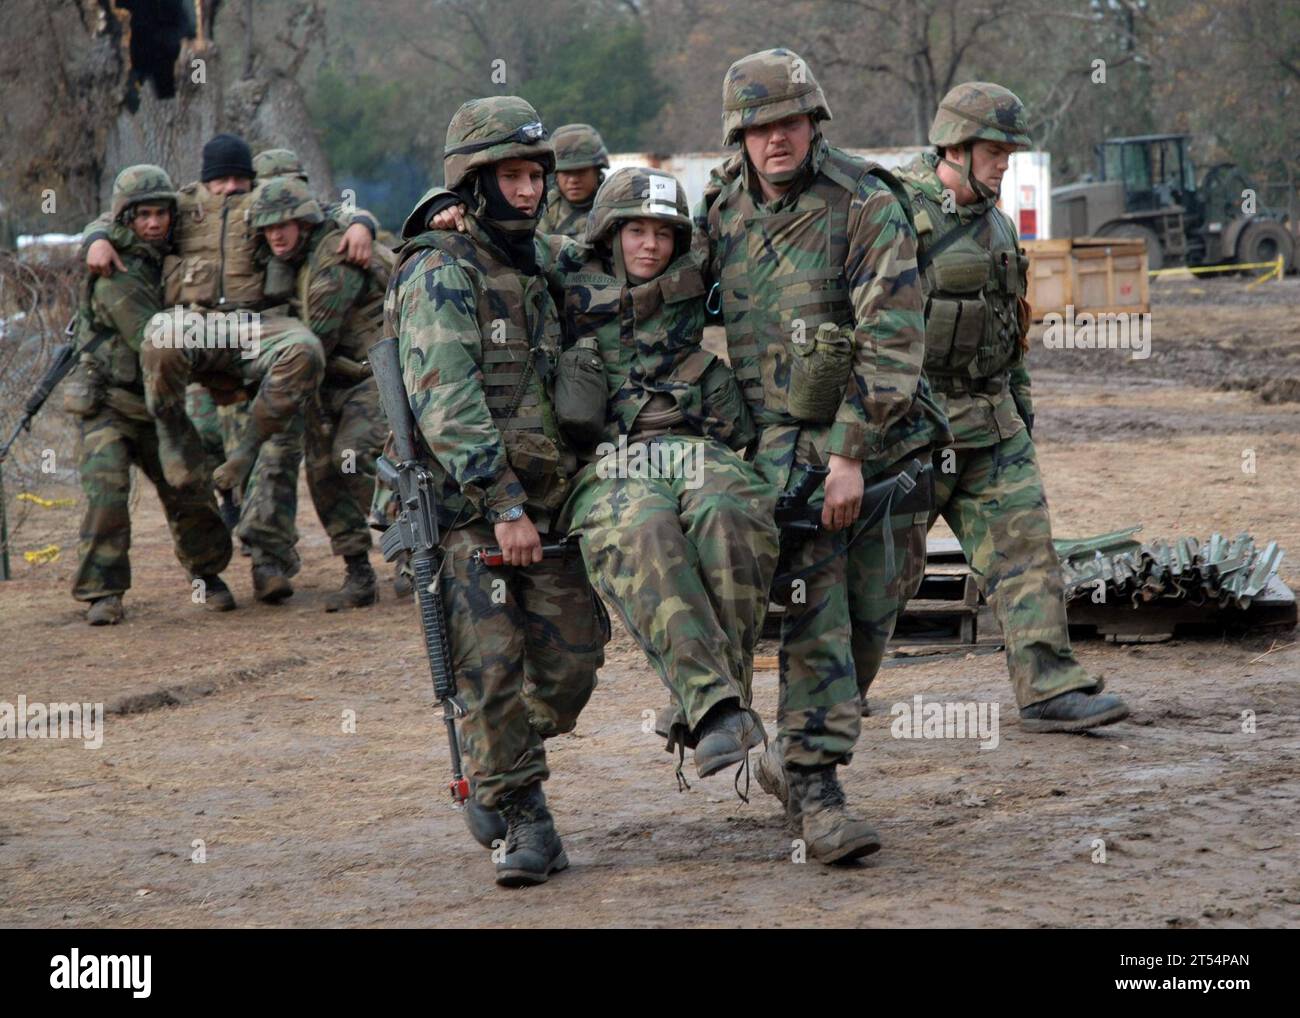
[495,158,547,216]
[743,113,816,201]
[263,219,303,258]
[556,167,601,204]
[128,203,172,244]
[619,218,675,281]
[936,139,1019,204]
[206,175,253,196]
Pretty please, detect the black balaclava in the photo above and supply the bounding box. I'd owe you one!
[456,163,545,275]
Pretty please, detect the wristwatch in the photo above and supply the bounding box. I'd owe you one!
[493,505,525,523]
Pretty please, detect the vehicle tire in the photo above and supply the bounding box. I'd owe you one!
[1235,219,1295,274]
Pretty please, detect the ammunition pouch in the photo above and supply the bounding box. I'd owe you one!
[502,430,569,512]
[62,358,104,418]
[264,257,297,303]
[554,337,608,449]
[787,322,853,423]
[103,386,152,422]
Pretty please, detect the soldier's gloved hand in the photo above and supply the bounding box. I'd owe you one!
[87,238,125,278]
[494,514,543,566]
[429,204,468,233]
[822,454,864,532]
[338,222,373,266]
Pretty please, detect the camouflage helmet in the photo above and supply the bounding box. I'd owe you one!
[551,124,610,172]
[111,164,177,222]
[250,176,324,229]
[443,96,555,191]
[254,147,308,182]
[722,48,831,146]
[930,82,1032,149]
[586,166,692,247]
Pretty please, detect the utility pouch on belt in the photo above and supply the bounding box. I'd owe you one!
[502,430,568,511]
[787,322,853,423]
[554,336,607,449]
[61,358,103,417]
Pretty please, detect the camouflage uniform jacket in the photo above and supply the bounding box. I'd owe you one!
[386,215,574,532]
[85,223,167,394]
[538,190,593,241]
[896,152,1031,450]
[544,238,754,454]
[696,137,949,487]
[276,221,391,366]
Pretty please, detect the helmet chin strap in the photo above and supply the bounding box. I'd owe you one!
[940,145,998,203]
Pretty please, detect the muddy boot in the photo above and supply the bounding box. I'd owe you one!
[86,595,124,626]
[789,764,882,865]
[218,488,240,532]
[860,696,871,718]
[252,563,294,604]
[754,738,794,822]
[1020,689,1130,733]
[693,700,765,779]
[494,782,569,888]
[155,409,208,490]
[324,553,378,612]
[464,796,508,850]
[194,574,236,612]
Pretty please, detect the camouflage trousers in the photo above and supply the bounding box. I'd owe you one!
[237,415,303,574]
[71,405,232,600]
[185,384,253,478]
[141,310,324,467]
[564,436,780,736]
[924,428,1096,708]
[764,432,930,769]
[439,521,607,810]
[304,377,386,557]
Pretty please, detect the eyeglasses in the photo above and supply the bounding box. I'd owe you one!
[446,122,548,157]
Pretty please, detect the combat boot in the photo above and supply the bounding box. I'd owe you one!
[252,563,294,603]
[194,574,236,612]
[494,782,568,888]
[218,488,240,532]
[393,551,413,599]
[788,764,882,865]
[693,700,765,779]
[1020,689,1130,733]
[324,553,378,612]
[86,595,124,626]
[463,784,507,850]
[754,739,794,823]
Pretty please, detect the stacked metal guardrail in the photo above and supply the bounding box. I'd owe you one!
[1058,527,1286,610]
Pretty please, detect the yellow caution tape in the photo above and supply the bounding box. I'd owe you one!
[1149,254,1285,280]
[16,492,76,509]
[23,544,61,564]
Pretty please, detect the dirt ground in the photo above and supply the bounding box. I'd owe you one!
[2,275,1298,928]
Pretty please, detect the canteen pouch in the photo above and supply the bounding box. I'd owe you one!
[554,337,608,449]
[787,322,853,423]
[61,358,103,417]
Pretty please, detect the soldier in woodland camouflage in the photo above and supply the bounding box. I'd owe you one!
[894,82,1128,731]
[550,167,780,783]
[694,49,951,863]
[68,165,234,624]
[537,124,609,240]
[250,176,394,610]
[389,97,605,887]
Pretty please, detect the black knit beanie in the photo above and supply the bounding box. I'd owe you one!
[201,133,254,182]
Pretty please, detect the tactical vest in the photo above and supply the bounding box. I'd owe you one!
[298,225,396,363]
[908,185,1028,385]
[560,248,752,451]
[164,183,266,310]
[386,222,574,522]
[708,146,877,424]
